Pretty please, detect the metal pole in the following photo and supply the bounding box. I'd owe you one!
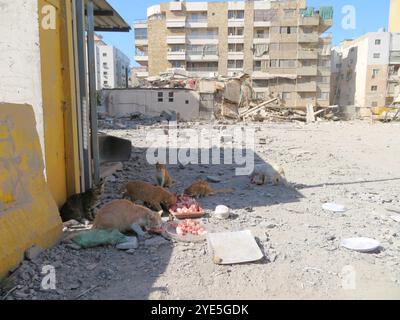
[75,0,91,191]
[87,0,100,184]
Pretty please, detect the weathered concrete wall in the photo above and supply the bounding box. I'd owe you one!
[0,0,44,154]
[103,89,200,121]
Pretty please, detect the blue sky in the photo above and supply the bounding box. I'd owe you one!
[99,0,391,66]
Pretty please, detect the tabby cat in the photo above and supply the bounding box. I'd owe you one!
[60,180,105,223]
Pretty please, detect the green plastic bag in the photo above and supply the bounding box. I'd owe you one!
[72,229,127,248]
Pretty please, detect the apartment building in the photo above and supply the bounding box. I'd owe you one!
[331,31,400,117]
[134,0,333,108]
[95,34,131,89]
[389,0,400,33]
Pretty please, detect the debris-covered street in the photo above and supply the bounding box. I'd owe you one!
[2,120,400,300]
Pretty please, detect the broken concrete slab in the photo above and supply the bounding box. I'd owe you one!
[24,246,44,261]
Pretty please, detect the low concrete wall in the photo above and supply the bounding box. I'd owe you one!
[103,89,200,121]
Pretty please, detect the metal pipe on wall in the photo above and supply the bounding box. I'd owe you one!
[86,0,100,185]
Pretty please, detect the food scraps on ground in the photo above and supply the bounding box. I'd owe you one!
[176,219,206,237]
[169,195,204,218]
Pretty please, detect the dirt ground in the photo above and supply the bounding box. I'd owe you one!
[2,120,400,300]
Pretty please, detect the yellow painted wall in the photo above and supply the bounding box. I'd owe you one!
[389,0,400,32]
[39,0,81,206]
[0,104,62,279]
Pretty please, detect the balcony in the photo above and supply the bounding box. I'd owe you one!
[389,52,400,64]
[167,51,186,61]
[227,35,244,44]
[228,19,245,27]
[299,16,319,26]
[187,67,218,77]
[133,20,148,29]
[187,50,219,62]
[135,37,148,46]
[135,50,148,62]
[228,52,244,60]
[296,81,317,92]
[167,35,187,44]
[186,18,208,28]
[254,19,272,27]
[253,36,270,44]
[187,34,218,45]
[298,50,318,59]
[298,33,319,43]
[166,18,186,28]
[298,66,318,76]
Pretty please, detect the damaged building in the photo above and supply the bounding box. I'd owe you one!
[133,0,333,109]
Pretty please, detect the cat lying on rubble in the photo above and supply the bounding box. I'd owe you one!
[184,180,235,198]
[121,180,177,212]
[93,199,163,237]
[249,163,288,186]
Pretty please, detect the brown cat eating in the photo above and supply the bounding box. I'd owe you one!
[93,200,163,237]
[184,180,234,198]
[121,180,177,212]
[155,162,174,188]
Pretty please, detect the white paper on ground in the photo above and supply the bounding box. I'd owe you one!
[322,202,347,213]
[207,230,264,264]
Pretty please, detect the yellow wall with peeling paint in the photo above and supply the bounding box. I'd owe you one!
[0,104,63,279]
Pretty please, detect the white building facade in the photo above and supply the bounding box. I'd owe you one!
[331,31,400,116]
[95,34,131,90]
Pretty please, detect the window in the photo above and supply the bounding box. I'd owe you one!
[103,71,108,76]
[318,92,329,100]
[254,9,277,22]
[255,29,268,39]
[280,59,296,68]
[228,27,244,36]
[187,12,208,23]
[254,60,262,71]
[280,26,297,34]
[284,9,296,17]
[372,69,380,78]
[169,92,174,103]
[336,63,342,69]
[228,43,244,52]
[102,53,107,57]
[169,45,185,52]
[185,100,189,104]
[228,60,243,69]
[282,92,291,101]
[171,60,184,68]
[373,53,380,59]
[302,27,314,34]
[228,10,244,20]
[158,92,163,102]
[371,101,378,107]
[103,62,108,67]
[135,28,147,39]
[371,85,378,91]
[375,39,381,45]
[318,76,330,84]
[270,59,279,68]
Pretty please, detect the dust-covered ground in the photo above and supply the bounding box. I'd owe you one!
[2,120,400,300]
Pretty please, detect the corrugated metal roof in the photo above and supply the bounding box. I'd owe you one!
[86,0,130,32]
